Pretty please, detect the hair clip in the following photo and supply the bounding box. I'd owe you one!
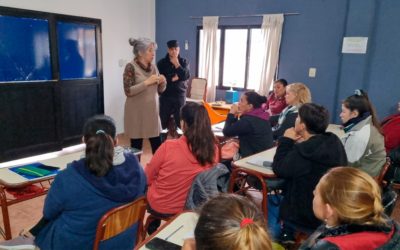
[240,218,254,228]
[96,129,106,135]
[354,89,362,96]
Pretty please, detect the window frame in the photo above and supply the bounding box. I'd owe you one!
[196,25,261,91]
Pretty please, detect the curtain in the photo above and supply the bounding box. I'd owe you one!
[258,14,284,96]
[199,16,219,102]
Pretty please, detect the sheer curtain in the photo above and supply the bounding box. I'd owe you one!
[199,16,219,102]
[258,14,284,95]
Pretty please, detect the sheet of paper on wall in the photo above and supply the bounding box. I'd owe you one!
[342,37,368,54]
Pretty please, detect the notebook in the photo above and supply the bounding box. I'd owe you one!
[10,163,60,180]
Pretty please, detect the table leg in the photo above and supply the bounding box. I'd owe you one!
[0,186,12,240]
[228,168,269,222]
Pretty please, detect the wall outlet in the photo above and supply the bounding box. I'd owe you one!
[184,40,189,50]
[309,67,316,78]
[118,59,126,67]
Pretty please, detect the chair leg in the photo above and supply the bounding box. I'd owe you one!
[143,215,157,237]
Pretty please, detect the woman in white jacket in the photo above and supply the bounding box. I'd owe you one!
[340,89,386,177]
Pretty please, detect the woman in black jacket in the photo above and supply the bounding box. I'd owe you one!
[272,103,347,242]
[223,91,273,158]
[271,82,311,140]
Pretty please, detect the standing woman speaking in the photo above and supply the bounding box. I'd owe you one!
[123,37,167,154]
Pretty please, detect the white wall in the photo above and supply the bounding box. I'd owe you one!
[0,0,155,133]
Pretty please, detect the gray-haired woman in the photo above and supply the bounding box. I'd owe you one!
[123,37,167,154]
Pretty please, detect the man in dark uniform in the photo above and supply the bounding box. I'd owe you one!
[157,40,190,133]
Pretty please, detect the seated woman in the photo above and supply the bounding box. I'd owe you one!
[223,91,273,158]
[0,115,147,250]
[272,103,347,241]
[271,82,311,140]
[300,167,400,249]
[340,89,386,177]
[381,101,400,153]
[182,193,273,250]
[145,102,219,233]
[265,79,288,116]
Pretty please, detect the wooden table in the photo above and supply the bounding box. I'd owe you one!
[136,211,198,250]
[326,124,344,138]
[209,102,232,115]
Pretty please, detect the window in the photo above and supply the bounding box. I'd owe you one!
[0,15,51,82]
[198,26,266,90]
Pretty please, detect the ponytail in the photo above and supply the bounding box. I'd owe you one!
[83,115,117,177]
[343,89,382,134]
[319,167,387,227]
[181,103,216,165]
[234,221,272,250]
[85,132,114,177]
[360,90,382,133]
[244,91,267,109]
[195,194,272,250]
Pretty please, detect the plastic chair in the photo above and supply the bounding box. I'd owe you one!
[187,78,207,103]
[93,196,147,250]
[203,101,227,125]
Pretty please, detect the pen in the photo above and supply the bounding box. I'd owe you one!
[165,225,184,241]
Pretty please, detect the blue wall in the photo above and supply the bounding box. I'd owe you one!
[156,0,400,122]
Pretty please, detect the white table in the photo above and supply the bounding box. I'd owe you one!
[137,212,198,249]
[0,148,83,239]
[233,147,276,175]
[0,151,82,187]
[327,124,345,138]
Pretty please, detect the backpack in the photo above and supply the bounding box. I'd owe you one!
[383,146,400,183]
[381,113,400,153]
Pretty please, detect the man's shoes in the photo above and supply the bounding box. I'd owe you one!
[0,235,35,250]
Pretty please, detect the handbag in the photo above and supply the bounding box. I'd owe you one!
[220,139,240,160]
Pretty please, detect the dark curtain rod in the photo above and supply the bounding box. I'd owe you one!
[189,13,300,19]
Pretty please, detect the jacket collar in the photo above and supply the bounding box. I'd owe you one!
[319,221,393,239]
[343,113,371,133]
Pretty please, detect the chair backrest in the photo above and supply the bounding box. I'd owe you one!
[93,196,147,250]
[202,101,227,125]
[189,78,207,101]
[375,158,391,187]
[382,185,398,217]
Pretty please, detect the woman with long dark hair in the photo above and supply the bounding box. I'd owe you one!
[145,102,219,233]
[0,115,147,249]
[340,89,386,177]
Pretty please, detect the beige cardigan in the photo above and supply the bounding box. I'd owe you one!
[123,61,166,139]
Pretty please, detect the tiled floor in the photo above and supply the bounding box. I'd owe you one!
[1,134,399,241]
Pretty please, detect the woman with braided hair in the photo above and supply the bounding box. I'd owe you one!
[300,167,400,249]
